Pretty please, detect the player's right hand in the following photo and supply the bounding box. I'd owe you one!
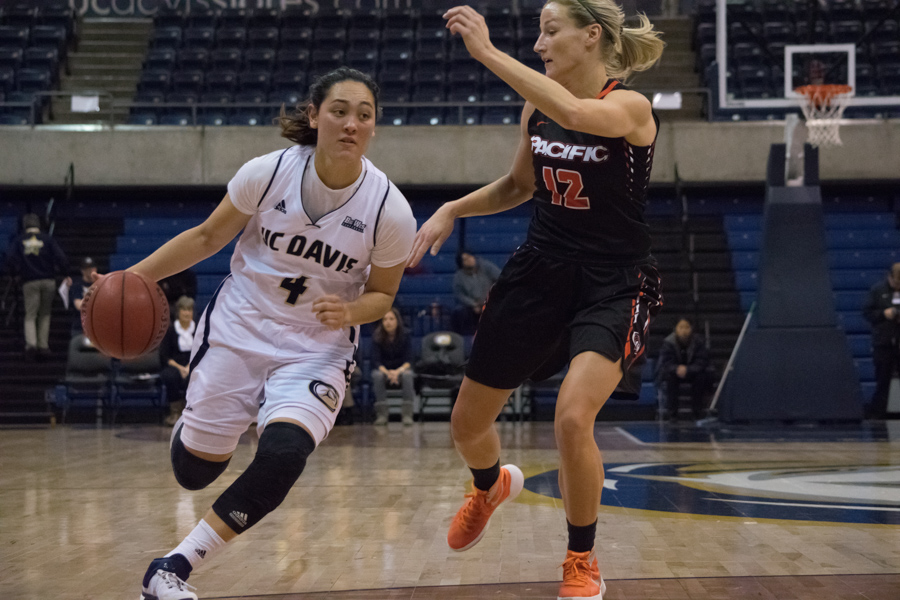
[407,205,456,268]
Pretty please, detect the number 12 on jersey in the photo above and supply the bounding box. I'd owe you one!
[542,167,590,210]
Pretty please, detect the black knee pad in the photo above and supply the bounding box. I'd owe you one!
[212,422,315,534]
[170,424,231,491]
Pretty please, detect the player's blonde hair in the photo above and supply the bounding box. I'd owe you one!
[546,0,665,80]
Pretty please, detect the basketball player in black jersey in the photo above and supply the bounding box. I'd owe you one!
[408,3,664,599]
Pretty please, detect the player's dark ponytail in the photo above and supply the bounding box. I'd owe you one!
[278,67,381,146]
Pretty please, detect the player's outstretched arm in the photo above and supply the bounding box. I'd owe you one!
[312,262,406,330]
[444,6,655,142]
[127,194,252,282]
[407,104,536,268]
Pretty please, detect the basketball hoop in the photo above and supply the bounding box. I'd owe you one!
[794,84,853,148]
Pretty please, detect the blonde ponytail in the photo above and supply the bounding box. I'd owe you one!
[548,0,665,80]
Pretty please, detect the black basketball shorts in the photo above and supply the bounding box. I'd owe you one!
[465,244,663,398]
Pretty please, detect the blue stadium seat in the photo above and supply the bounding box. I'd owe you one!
[346,49,378,74]
[183,27,215,49]
[171,69,203,94]
[216,8,246,29]
[734,270,757,291]
[159,112,192,126]
[276,48,309,72]
[830,250,900,269]
[164,91,197,106]
[175,48,206,70]
[237,70,270,93]
[727,230,762,250]
[845,334,871,357]
[380,107,408,126]
[467,216,529,234]
[17,67,52,92]
[0,66,14,93]
[831,269,884,290]
[0,26,29,49]
[272,71,305,94]
[465,232,526,253]
[210,48,242,72]
[244,48,275,71]
[398,274,453,294]
[127,112,156,125]
[0,113,30,125]
[408,107,444,126]
[186,8,217,29]
[248,26,279,49]
[205,70,237,93]
[828,230,900,249]
[216,27,247,50]
[482,107,519,125]
[837,312,871,334]
[0,47,23,70]
[151,27,182,49]
[280,27,312,49]
[833,290,869,311]
[153,7,183,29]
[348,28,380,52]
[855,358,875,382]
[229,111,263,126]
[248,8,280,29]
[139,69,171,94]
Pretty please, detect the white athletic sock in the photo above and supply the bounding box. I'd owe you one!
[166,519,228,571]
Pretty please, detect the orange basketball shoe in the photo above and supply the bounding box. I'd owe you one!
[447,464,524,551]
[557,549,606,600]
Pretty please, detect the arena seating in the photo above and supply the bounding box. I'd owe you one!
[132,4,541,126]
[0,2,76,124]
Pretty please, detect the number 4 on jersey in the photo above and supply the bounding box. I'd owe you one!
[542,167,590,209]
[280,276,309,305]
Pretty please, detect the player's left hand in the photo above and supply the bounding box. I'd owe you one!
[313,295,351,330]
[444,5,495,63]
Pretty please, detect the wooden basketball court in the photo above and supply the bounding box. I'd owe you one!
[1,420,898,599]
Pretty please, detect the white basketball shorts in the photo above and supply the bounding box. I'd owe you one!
[180,276,355,454]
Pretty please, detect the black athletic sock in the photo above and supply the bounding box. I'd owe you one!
[567,519,597,553]
[470,461,501,492]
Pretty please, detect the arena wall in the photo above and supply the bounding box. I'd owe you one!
[1,120,897,186]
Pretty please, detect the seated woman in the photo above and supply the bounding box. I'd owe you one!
[371,307,415,425]
[159,295,196,426]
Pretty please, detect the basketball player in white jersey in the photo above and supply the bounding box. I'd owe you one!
[127,68,416,600]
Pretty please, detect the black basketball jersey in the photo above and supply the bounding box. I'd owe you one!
[525,80,659,265]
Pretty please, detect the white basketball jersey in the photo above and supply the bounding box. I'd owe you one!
[228,145,392,331]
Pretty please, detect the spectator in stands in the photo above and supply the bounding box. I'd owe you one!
[372,307,415,425]
[862,262,900,419]
[5,213,67,361]
[159,268,197,313]
[66,256,98,336]
[159,296,196,427]
[655,318,711,421]
[452,250,500,335]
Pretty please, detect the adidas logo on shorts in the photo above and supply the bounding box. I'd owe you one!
[229,511,248,528]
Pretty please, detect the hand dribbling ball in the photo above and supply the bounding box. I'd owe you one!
[81,271,170,359]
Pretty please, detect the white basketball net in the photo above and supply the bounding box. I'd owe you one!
[798,87,852,148]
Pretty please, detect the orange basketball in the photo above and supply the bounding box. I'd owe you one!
[81,271,170,359]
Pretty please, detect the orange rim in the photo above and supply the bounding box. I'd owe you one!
[795,84,853,103]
